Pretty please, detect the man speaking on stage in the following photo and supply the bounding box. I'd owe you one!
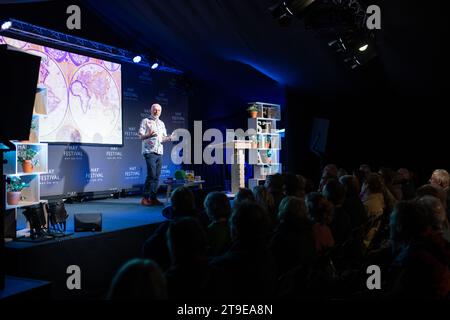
[139,103,173,206]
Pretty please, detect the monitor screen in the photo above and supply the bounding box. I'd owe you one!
[0,36,122,145]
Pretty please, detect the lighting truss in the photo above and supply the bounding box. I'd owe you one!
[0,18,183,74]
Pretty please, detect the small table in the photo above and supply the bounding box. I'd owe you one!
[163,179,205,204]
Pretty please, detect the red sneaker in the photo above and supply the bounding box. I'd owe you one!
[141,198,152,206]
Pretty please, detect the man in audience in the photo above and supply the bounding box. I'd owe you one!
[204,191,232,256]
[142,186,198,270]
[165,217,213,300]
[108,258,167,300]
[210,201,277,299]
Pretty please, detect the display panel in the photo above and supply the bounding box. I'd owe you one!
[1,36,122,145]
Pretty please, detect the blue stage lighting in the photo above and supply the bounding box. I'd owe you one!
[133,55,142,63]
[151,62,159,70]
[1,21,12,31]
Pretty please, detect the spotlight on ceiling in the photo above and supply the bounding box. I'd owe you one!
[329,32,377,70]
[151,62,159,70]
[269,0,317,27]
[358,44,369,52]
[269,1,294,27]
[1,21,12,31]
[132,55,142,63]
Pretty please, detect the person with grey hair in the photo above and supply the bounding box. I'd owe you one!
[269,196,316,275]
[139,103,174,206]
[429,169,450,219]
[429,169,450,191]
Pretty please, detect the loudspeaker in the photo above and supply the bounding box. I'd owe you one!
[0,44,42,141]
[309,118,329,155]
[74,213,102,232]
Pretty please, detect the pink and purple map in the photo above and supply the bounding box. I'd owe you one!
[1,36,122,145]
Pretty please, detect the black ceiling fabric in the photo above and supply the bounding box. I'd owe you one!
[1,0,449,99]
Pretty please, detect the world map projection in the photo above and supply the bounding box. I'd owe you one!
[1,36,122,145]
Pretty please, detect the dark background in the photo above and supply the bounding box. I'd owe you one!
[1,0,449,189]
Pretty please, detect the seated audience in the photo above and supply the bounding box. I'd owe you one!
[429,169,450,217]
[203,191,232,256]
[165,217,213,300]
[269,196,316,275]
[265,173,285,210]
[318,163,338,192]
[253,185,277,229]
[361,173,385,219]
[306,192,335,254]
[107,258,167,300]
[210,201,277,299]
[142,186,198,270]
[417,195,450,243]
[233,187,255,209]
[339,175,367,229]
[397,168,416,200]
[388,201,450,299]
[322,179,352,246]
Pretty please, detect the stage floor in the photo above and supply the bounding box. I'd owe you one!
[4,196,168,299]
[7,196,167,249]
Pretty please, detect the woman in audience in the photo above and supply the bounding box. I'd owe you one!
[361,173,385,219]
[269,196,316,275]
[253,185,277,229]
[306,192,335,254]
[107,258,167,300]
[265,173,285,210]
[339,175,367,229]
[233,187,255,209]
[322,179,352,246]
[388,200,450,299]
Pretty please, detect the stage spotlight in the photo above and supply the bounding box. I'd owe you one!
[269,1,294,27]
[22,203,49,240]
[358,44,369,52]
[270,0,317,26]
[1,21,12,31]
[46,201,70,235]
[132,55,142,63]
[151,62,159,70]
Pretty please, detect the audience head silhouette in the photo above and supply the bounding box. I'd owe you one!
[170,186,195,218]
[204,191,231,222]
[108,258,167,300]
[167,217,208,265]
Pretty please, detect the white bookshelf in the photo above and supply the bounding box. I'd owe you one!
[247,102,282,190]
[3,87,49,239]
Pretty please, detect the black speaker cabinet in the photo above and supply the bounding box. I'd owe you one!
[0,44,41,141]
[74,213,102,232]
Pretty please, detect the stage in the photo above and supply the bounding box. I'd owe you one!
[4,196,167,299]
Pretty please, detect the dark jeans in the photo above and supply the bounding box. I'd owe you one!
[144,152,163,200]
